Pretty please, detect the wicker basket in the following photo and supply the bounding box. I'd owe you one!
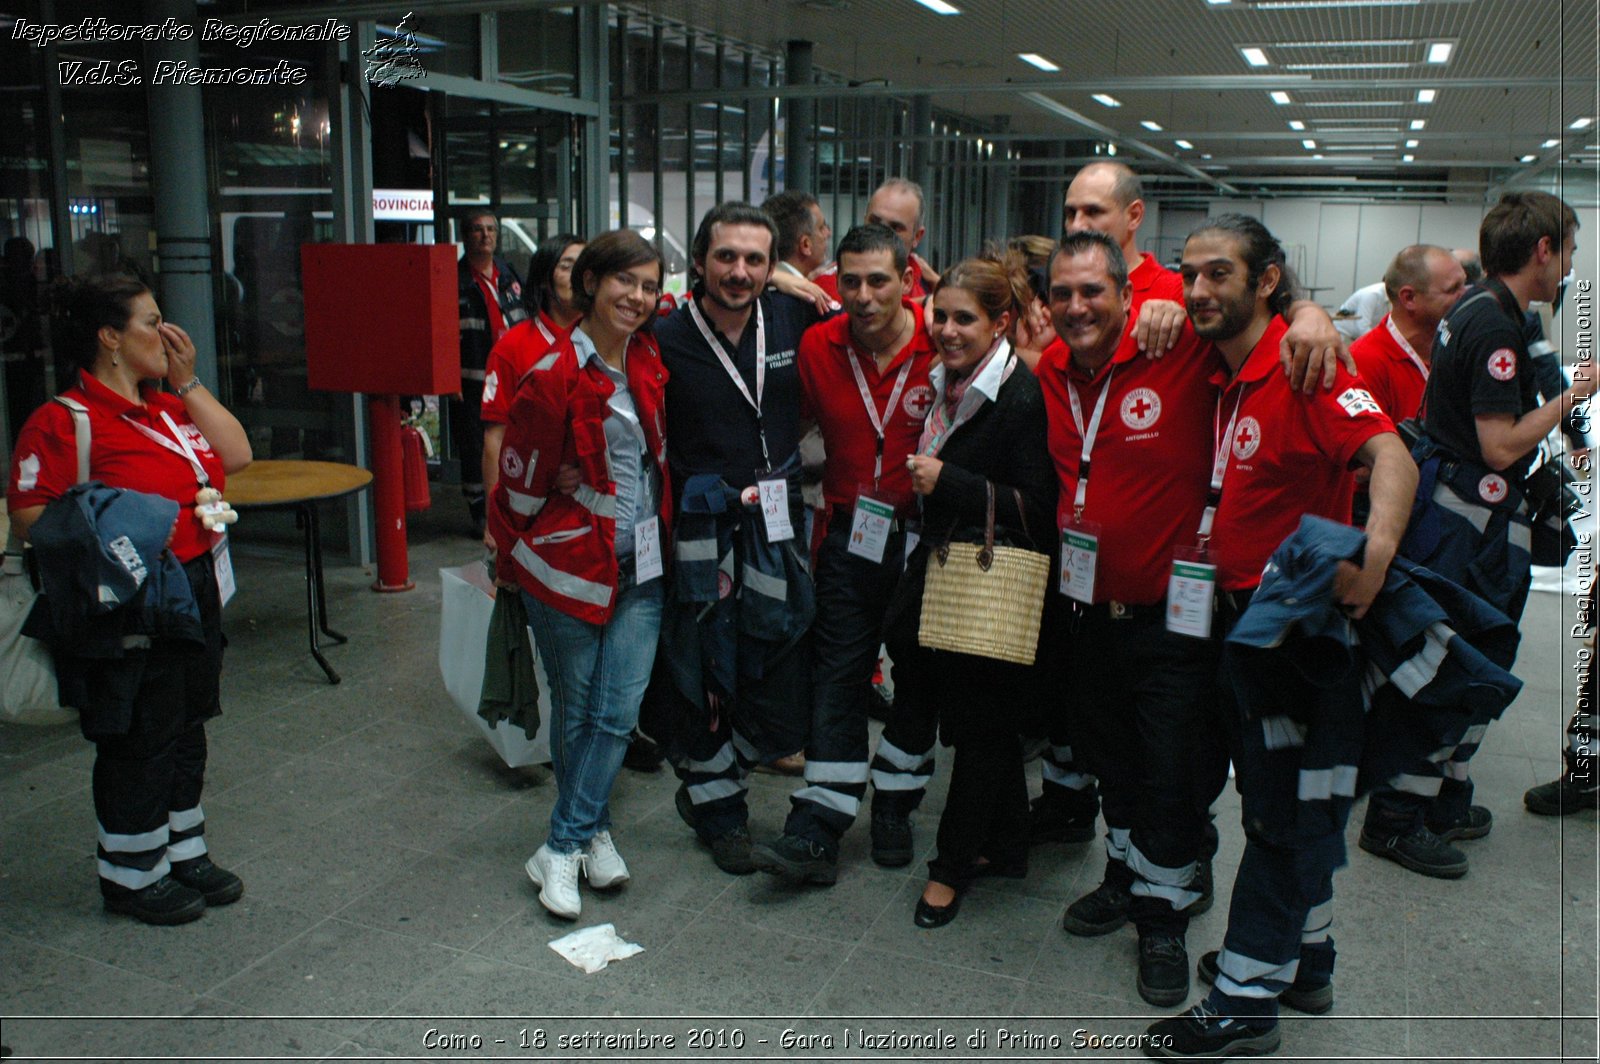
[917,482,1049,665]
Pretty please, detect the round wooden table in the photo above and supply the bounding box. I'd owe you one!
[227,460,373,684]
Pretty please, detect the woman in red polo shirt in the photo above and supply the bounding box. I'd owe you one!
[8,273,252,926]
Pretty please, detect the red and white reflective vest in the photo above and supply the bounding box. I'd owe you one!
[487,329,671,624]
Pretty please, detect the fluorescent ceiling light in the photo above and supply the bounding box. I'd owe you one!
[910,0,961,13]
[1405,139,1419,147]
[1416,89,1437,103]
[1520,154,1537,163]
[1302,139,1317,149]
[1572,117,1594,129]
[1285,62,1413,70]
[1272,39,1413,48]
[1206,0,1231,5]
[1175,139,1194,150]
[1410,119,1426,130]
[1313,153,1325,159]
[1018,53,1060,71]
[1270,91,1292,105]
[1427,41,1453,63]
[1092,93,1121,108]
[1141,120,1163,131]
[1402,154,1415,161]
[1327,144,1396,150]
[1240,47,1270,67]
[818,125,836,133]
[1306,101,1405,107]
[1107,143,1118,156]
[1255,1,1427,8]
[1542,139,1560,148]
[1288,120,1306,130]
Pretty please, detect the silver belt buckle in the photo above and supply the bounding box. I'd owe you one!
[1109,600,1130,620]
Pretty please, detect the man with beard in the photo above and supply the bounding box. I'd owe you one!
[1144,214,1414,1060]
[652,202,822,874]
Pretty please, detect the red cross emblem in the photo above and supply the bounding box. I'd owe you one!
[902,384,936,420]
[1479,473,1508,504]
[1232,416,1261,460]
[1121,387,1162,431]
[1487,348,1517,381]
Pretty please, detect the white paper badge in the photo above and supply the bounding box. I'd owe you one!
[634,515,664,583]
[758,478,795,542]
[847,495,895,564]
[211,535,236,608]
[1059,526,1099,604]
[1166,558,1217,638]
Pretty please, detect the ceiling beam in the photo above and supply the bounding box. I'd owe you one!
[1018,92,1240,195]
[618,75,1564,106]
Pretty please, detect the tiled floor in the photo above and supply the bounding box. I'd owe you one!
[2,503,1596,1062]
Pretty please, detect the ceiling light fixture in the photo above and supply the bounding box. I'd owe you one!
[1410,119,1426,130]
[1571,117,1594,129]
[1402,153,1415,161]
[1520,154,1537,163]
[1270,91,1292,105]
[910,0,961,13]
[1271,39,1413,48]
[1141,120,1163,131]
[1289,120,1306,130]
[1018,52,1060,71]
[1542,139,1560,148]
[1175,139,1194,150]
[1284,62,1413,70]
[1405,139,1419,147]
[1240,47,1270,67]
[1416,89,1437,103]
[1092,93,1122,108]
[1302,139,1317,149]
[1427,41,1454,63]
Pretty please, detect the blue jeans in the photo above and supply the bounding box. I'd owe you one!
[523,578,664,854]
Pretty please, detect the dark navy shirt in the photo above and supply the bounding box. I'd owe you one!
[1424,280,1542,482]
[655,289,819,493]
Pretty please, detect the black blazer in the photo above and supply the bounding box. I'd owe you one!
[884,354,1058,656]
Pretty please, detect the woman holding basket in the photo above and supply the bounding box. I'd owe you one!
[889,251,1058,928]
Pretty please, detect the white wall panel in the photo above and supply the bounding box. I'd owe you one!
[1314,203,1362,303]
[1355,205,1422,289]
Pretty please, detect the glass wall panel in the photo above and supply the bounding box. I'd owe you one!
[498,9,578,97]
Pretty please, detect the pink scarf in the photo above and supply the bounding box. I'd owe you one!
[918,342,1003,457]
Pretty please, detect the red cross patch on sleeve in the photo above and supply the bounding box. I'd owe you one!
[1486,348,1518,381]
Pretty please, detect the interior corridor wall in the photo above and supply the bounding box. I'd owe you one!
[1152,200,1599,310]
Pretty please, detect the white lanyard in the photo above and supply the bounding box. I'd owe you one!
[1196,388,1247,543]
[845,344,915,487]
[1064,364,1116,519]
[123,410,211,487]
[1385,315,1429,381]
[689,297,770,468]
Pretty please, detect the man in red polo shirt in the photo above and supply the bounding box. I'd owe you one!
[1350,244,1466,422]
[813,179,936,302]
[1145,214,1414,1061]
[1037,230,1225,1007]
[751,223,939,884]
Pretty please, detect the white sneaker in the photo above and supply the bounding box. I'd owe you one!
[524,844,582,919]
[584,830,631,889]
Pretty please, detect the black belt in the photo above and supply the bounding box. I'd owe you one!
[1071,599,1166,623]
[826,507,910,535]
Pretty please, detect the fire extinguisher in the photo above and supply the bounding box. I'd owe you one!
[401,422,432,513]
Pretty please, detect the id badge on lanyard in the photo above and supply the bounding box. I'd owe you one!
[847,490,896,564]
[1165,545,1215,638]
[757,476,795,542]
[211,536,236,607]
[1059,520,1101,603]
[1060,367,1113,604]
[634,515,664,583]
[1165,389,1243,638]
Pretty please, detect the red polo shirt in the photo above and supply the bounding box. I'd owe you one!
[815,256,928,303]
[1350,314,1429,422]
[8,372,226,562]
[797,300,936,514]
[481,310,570,425]
[1210,317,1395,592]
[1130,251,1184,311]
[1038,323,1221,604]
